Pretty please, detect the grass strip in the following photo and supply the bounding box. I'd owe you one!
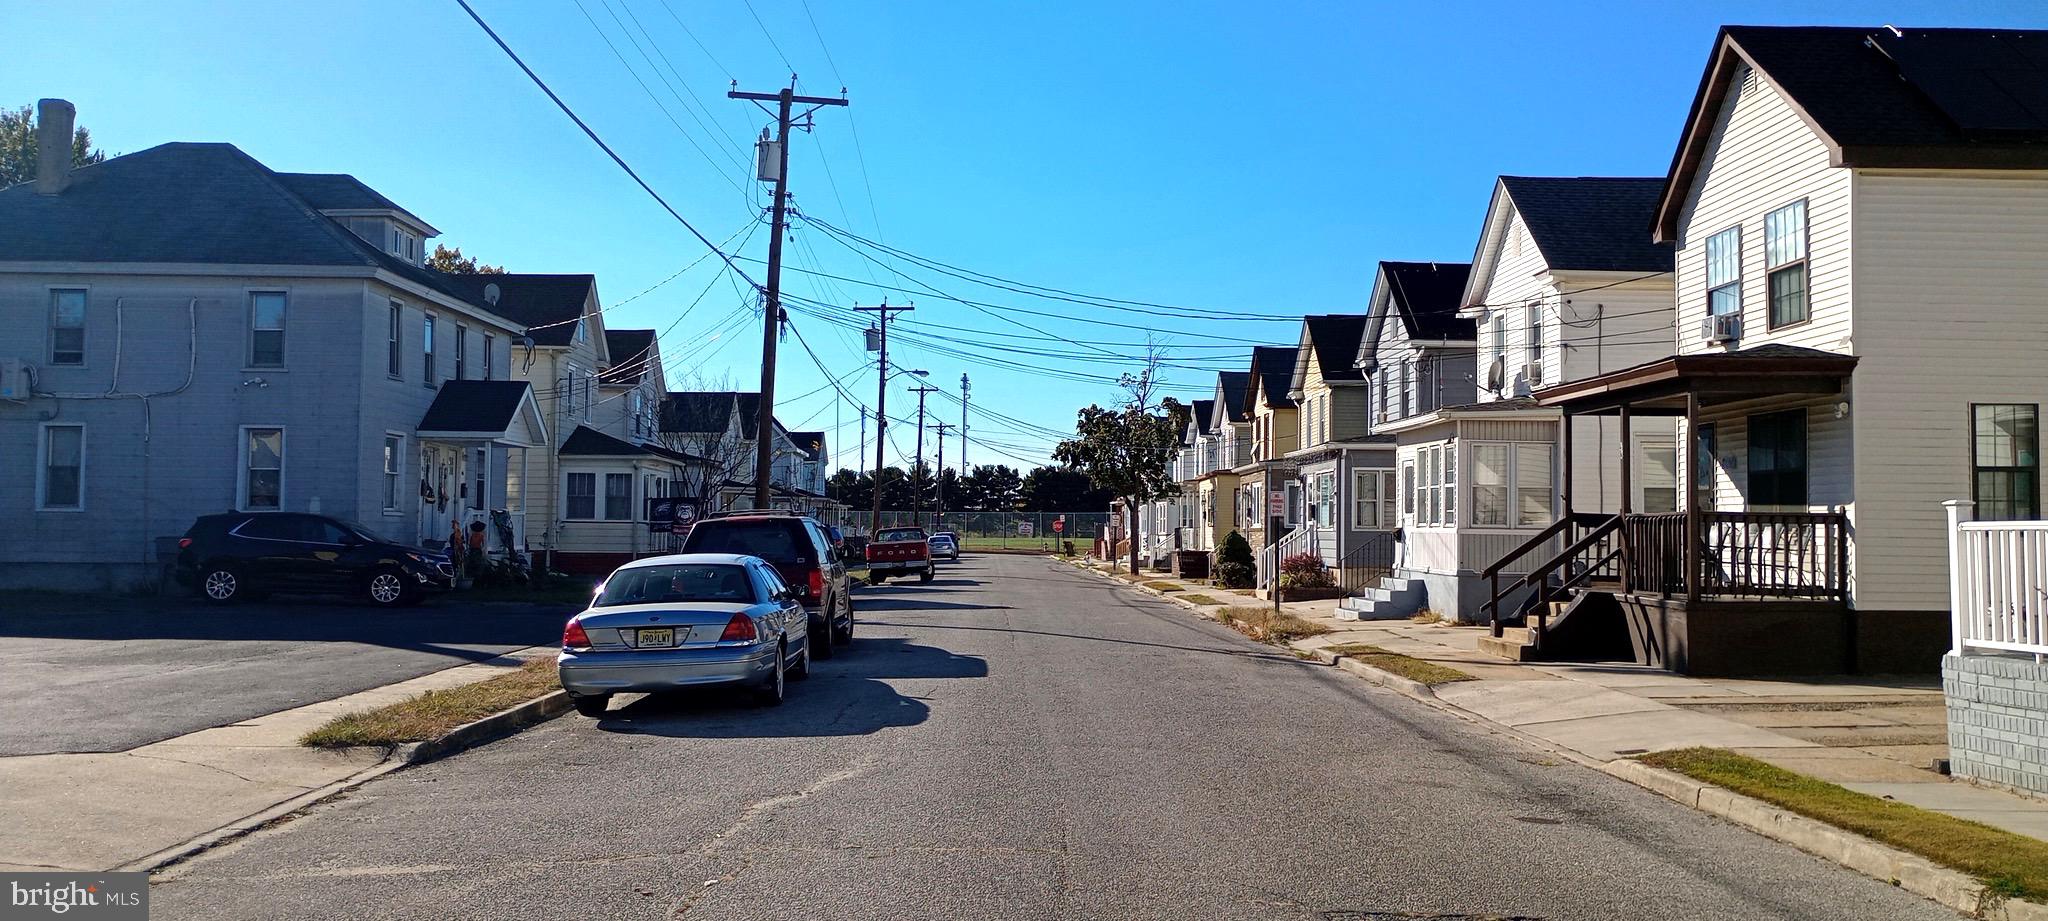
[1639,747,2048,903]
[301,658,559,748]
[1179,593,1222,606]
[1216,606,1331,644]
[1143,581,1184,592]
[1323,643,1475,686]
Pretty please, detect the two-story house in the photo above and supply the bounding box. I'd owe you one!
[1236,345,1299,582]
[659,391,822,517]
[1526,26,2048,675]
[1194,372,1253,558]
[1172,398,1215,554]
[1283,315,1398,587]
[0,105,547,589]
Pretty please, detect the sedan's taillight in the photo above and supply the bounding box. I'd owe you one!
[720,614,758,643]
[562,618,592,648]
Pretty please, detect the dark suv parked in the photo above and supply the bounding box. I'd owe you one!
[680,511,854,657]
[175,512,455,607]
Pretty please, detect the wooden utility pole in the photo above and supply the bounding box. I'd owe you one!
[933,422,954,526]
[855,301,912,535]
[911,384,939,528]
[729,79,848,509]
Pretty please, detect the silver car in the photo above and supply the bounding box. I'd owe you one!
[558,553,811,716]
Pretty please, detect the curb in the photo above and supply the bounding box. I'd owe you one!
[1604,760,2048,921]
[1330,655,1440,704]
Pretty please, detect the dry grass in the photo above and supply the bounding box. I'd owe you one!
[301,658,559,748]
[1640,747,2048,904]
[1323,643,1475,686]
[1179,593,1223,606]
[1410,609,1446,624]
[1229,588,1258,596]
[1215,606,1331,644]
[1143,581,1184,592]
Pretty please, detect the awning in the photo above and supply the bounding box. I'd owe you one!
[1534,344,1859,416]
[416,380,548,445]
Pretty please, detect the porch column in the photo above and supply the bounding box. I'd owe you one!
[1684,391,1701,603]
[1559,413,1573,520]
[1617,404,1633,515]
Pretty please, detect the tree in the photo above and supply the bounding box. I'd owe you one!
[429,244,506,275]
[0,103,104,189]
[1019,466,1112,512]
[958,464,1024,512]
[1052,351,1185,574]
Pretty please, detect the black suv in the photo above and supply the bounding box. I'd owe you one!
[680,511,854,657]
[175,512,455,607]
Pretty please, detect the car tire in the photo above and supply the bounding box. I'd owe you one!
[790,634,812,681]
[869,573,886,585]
[199,565,245,605]
[364,566,411,608]
[756,642,786,706]
[571,694,611,717]
[920,566,935,584]
[832,595,853,646]
[811,612,837,660]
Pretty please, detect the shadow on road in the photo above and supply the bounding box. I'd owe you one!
[859,619,1311,665]
[592,636,987,738]
[0,596,567,660]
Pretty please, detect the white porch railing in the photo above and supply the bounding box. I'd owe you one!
[1256,527,1319,589]
[1948,500,2048,661]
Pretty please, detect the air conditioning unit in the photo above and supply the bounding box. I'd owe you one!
[0,358,31,401]
[1522,361,1544,388]
[1701,313,1742,344]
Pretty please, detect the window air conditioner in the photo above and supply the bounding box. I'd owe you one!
[1702,313,1742,344]
[1522,360,1543,388]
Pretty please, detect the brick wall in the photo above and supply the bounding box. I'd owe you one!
[1943,653,2048,796]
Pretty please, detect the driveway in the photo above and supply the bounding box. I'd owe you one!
[0,594,570,755]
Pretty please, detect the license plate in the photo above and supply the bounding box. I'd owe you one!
[636,627,675,648]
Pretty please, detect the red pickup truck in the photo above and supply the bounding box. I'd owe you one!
[865,526,935,584]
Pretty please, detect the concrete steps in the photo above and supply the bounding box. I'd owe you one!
[1334,576,1425,621]
[1476,626,1538,662]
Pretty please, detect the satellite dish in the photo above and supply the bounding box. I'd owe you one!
[483,283,501,306]
[1485,355,1506,392]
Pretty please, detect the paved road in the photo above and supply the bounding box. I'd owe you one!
[154,555,1956,920]
[0,595,568,755]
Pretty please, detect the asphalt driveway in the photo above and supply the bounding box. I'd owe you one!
[0,593,571,755]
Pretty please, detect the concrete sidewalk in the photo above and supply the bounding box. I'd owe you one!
[1084,557,2048,845]
[0,647,551,872]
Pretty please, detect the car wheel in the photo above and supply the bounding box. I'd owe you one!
[811,612,837,660]
[831,595,854,645]
[920,566,935,584]
[571,694,611,717]
[869,573,886,585]
[790,633,812,680]
[756,641,786,706]
[199,565,245,604]
[364,566,410,607]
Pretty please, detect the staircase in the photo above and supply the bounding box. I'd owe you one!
[1477,514,1629,662]
[1336,575,1425,621]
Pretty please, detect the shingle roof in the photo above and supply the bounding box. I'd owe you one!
[432,274,596,347]
[661,391,767,440]
[558,425,705,463]
[1215,372,1251,425]
[601,329,656,385]
[1249,345,1298,410]
[272,172,435,230]
[417,380,533,434]
[787,431,825,461]
[1302,315,1370,382]
[1382,262,1477,341]
[1187,399,1215,442]
[1498,177,1674,273]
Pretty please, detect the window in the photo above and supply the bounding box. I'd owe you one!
[1695,424,1719,510]
[1422,446,1441,525]
[1972,404,2040,520]
[1515,444,1553,527]
[1402,461,1416,517]
[422,316,437,386]
[473,447,488,510]
[387,301,404,379]
[454,325,468,380]
[1525,303,1543,384]
[1747,410,1808,507]
[248,291,286,367]
[1315,472,1335,527]
[1705,226,1742,319]
[1353,468,1397,530]
[38,424,84,510]
[383,434,403,511]
[1444,442,1457,524]
[1765,201,1809,328]
[566,473,597,519]
[50,289,86,365]
[1490,311,1506,363]
[1639,441,1679,514]
[1469,443,1552,528]
[483,334,494,379]
[241,427,284,511]
[1472,445,1508,527]
[1404,360,1418,416]
[631,391,646,437]
[1283,481,1301,528]
[605,473,632,520]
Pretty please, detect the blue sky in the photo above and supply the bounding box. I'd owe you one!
[9,1,2043,472]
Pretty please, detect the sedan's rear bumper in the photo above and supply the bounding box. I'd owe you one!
[557,645,775,695]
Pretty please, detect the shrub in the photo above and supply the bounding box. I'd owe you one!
[1278,552,1333,588]
[1218,531,1255,569]
[1213,561,1254,589]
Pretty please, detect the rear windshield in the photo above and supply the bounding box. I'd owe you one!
[596,564,756,606]
[876,528,927,542]
[684,521,804,561]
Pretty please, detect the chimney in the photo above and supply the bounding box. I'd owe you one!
[34,98,76,195]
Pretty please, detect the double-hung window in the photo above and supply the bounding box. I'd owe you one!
[248,291,286,367]
[454,325,468,380]
[387,301,404,379]
[1353,468,1396,530]
[482,333,494,379]
[1283,481,1301,528]
[605,473,633,520]
[422,315,437,386]
[1705,226,1743,325]
[383,434,404,512]
[1525,303,1543,385]
[1639,441,1679,514]
[240,427,284,511]
[1401,461,1416,520]
[566,473,597,520]
[50,289,86,366]
[1315,472,1335,528]
[1695,424,1719,510]
[1972,404,2040,521]
[1765,201,1809,328]
[1421,446,1442,525]
[38,424,84,510]
[1747,410,1808,508]
[1470,443,1553,528]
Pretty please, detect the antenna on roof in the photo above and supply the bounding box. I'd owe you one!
[483,283,501,307]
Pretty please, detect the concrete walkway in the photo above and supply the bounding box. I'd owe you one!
[0,647,550,872]
[1088,558,2048,844]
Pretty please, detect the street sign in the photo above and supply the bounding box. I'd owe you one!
[1267,491,1286,518]
[1052,517,1064,533]
[1018,522,1034,537]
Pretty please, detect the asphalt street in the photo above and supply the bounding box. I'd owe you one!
[0,595,567,754]
[153,554,1957,920]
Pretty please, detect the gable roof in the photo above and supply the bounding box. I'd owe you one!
[272,172,437,232]
[433,274,598,347]
[600,329,657,386]
[416,380,540,437]
[1298,315,1370,384]
[1657,25,2048,239]
[1247,345,1299,410]
[1382,261,1477,340]
[558,425,705,464]
[1213,372,1251,426]
[1496,177,1673,274]
[1186,399,1215,442]
[661,391,768,440]
[786,431,826,461]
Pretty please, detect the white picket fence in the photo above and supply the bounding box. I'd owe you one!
[1948,500,2048,661]
[1256,527,1320,590]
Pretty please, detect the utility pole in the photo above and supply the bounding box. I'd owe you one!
[855,300,912,536]
[729,78,848,509]
[960,373,970,473]
[911,384,939,528]
[932,422,953,527]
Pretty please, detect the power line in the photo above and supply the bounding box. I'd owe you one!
[740,0,796,72]
[571,0,753,198]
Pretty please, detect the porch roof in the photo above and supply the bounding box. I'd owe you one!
[1534,345,1858,415]
[417,380,547,445]
[558,425,706,465]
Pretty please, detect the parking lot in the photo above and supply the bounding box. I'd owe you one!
[0,593,570,755]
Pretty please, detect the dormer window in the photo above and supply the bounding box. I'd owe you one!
[389,226,421,264]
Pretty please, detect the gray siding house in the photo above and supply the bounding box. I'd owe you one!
[0,103,543,589]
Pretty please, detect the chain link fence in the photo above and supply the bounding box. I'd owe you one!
[847,511,1110,551]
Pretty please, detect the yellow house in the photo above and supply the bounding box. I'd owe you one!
[1235,345,1300,557]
